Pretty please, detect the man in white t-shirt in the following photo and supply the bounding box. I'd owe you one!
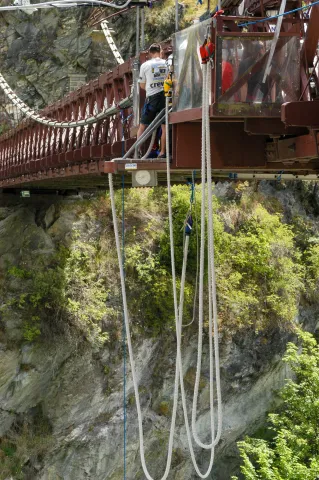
[137,43,168,158]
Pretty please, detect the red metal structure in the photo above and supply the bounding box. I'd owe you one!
[0,3,318,190]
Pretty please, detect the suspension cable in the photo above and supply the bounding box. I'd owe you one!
[101,20,124,65]
[0,72,132,129]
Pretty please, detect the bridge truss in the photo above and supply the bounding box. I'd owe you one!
[0,2,318,190]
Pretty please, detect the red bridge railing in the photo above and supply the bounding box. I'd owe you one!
[0,53,150,183]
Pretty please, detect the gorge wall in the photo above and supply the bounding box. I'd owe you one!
[1,181,319,479]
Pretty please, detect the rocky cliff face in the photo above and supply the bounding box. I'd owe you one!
[1,181,319,480]
[0,1,177,110]
[0,7,114,108]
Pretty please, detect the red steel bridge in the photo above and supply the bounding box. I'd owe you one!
[0,0,319,190]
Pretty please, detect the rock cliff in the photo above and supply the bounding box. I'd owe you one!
[1,181,319,479]
[0,1,178,110]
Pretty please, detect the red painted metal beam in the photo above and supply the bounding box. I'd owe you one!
[245,117,308,135]
[303,3,319,67]
[282,100,319,127]
[174,122,267,169]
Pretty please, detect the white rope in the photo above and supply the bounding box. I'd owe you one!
[206,64,223,447]
[108,67,222,480]
[108,170,180,480]
[165,89,217,478]
[191,63,222,450]
[101,20,124,65]
[108,94,216,480]
[0,72,132,129]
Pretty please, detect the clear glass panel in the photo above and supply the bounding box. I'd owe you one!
[172,19,211,112]
[215,35,300,116]
[132,59,140,127]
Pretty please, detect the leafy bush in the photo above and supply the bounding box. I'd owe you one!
[5,236,113,347]
[63,238,112,348]
[216,204,304,331]
[232,330,319,480]
[2,182,313,345]
[6,261,65,342]
[121,186,194,332]
[157,186,304,332]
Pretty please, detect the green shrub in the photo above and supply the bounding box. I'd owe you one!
[232,331,319,480]
[2,183,312,344]
[216,204,304,332]
[119,185,305,334]
[0,416,53,480]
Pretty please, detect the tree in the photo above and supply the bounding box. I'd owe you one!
[232,330,319,480]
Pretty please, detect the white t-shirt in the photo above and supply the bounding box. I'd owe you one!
[138,57,168,98]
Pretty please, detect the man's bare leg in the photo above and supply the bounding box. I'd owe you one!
[159,124,166,156]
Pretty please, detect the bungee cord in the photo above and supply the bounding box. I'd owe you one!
[165,76,216,477]
[191,63,222,450]
[108,168,181,480]
[108,61,223,479]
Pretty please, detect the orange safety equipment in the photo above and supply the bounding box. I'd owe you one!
[164,74,173,97]
[213,8,224,17]
[200,38,215,64]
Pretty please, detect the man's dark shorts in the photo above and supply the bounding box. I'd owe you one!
[141,91,165,126]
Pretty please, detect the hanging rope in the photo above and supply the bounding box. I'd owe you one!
[182,172,199,328]
[191,62,222,450]
[108,52,222,480]
[165,87,216,479]
[109,169,180,480]
[122,174,127,480]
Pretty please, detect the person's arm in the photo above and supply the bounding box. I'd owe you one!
[139,64,146,91]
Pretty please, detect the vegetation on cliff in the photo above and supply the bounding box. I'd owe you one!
[1,181,319,478]
[1,182,317,348]
[233,330,319,480]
